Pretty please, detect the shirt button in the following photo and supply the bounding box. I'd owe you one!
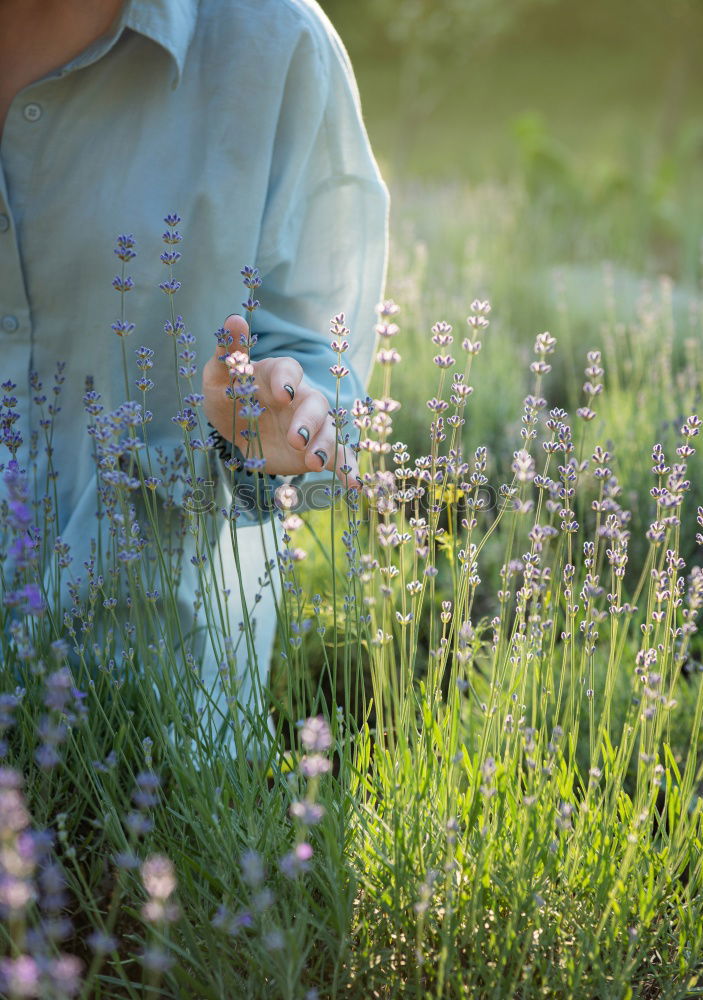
[0,214,9,232]
[1,315,19,333]
[23,103,42,122]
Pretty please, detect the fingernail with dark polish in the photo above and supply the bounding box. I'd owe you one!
[283,383,295,401]
[298,426,310,445]
[314,449,328,468]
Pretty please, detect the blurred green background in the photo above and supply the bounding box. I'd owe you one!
[320,0,703,281]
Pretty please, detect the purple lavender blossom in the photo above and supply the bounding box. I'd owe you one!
[240,265,262,289]
[172,409,197,433]
[114,851,141,871]
[300,716,332,753]
[112,276,134,294]
[0,785,30,834]
[289,801,326,825]
[87,931,118,955]
[114,234,137,262]
[4,583,45,617]
[0,956,41,997]
[126,812,154,837]
[279,842,313,879]
[240,849,264,889]
[141,947,174,973]
[48,955,82,996]
[299,756,332,779]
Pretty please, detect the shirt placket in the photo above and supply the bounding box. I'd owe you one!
[0,18,141,481]
[0,160,32,473]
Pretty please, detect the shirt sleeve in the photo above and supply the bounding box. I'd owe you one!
[251,7,389,506]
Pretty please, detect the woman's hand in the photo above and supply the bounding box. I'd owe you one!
[202,314,359,484]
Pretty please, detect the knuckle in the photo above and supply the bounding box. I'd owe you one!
[310,390,329,411]
[277,356,303,378]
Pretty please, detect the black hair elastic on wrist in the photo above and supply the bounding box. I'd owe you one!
[207,422,238,463]
[206,423,277,480]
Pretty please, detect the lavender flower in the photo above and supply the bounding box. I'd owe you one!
[299,755,332,779]
[240,849,264,889]
[141,947,174,973]
[114,234,137,262]
[240,265,262,290]
[0,956,41,998]
[279,842,313,879]
[300,715,332,753]
[141,855,176,900]
[47,955,82,997]
[289,801,326,825]
[112,276,134,294]
[4,583,45,617]
[87,931,118,955]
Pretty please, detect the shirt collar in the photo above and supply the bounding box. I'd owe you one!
[124,0,200,85]
[57,0,199,86]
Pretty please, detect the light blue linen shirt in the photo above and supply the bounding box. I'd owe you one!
[0,0,388,584]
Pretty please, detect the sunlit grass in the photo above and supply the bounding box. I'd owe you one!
[1,192,703,998]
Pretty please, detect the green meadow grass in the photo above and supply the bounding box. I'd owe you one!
[2,178,703,998]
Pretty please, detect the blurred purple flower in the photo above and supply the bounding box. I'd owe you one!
[299,755,332,779]
[289,801,326,825]
[0,955,40,997]
[114,851,141,871]
[141,947,174,973]
[43,669,72,713]
[0,693,19,730]
[0,874,35,914]
[87,931,118,955]
[0,786,30,834]
[0,768,23,790]
[279,842,313,879]
[240,848,264,889]
[141,854,176,900]
[34,744,61,771]
[126,812,153,837]
[300,716,332,753]
[4,583,45,617]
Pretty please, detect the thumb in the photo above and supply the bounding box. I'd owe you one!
[215,314,250,360]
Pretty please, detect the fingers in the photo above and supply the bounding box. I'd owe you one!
[307,421,360,486]
[286,388,329,453]
[206,335,362,485]
[203,315,250,434]
[305,417,335,471]
[264,357,304,406]
[218,314,250,358]
[282,380,361,485]
[203,314,264,447]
